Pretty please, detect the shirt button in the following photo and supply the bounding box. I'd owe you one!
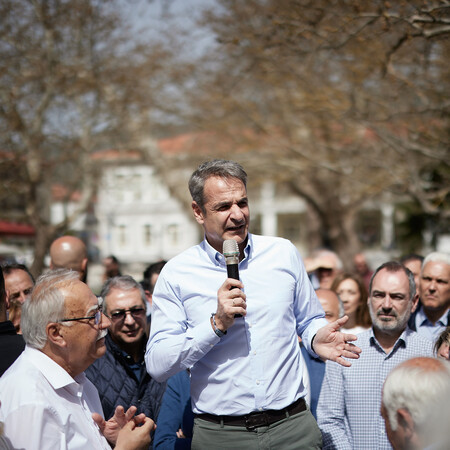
[256,380,260,385]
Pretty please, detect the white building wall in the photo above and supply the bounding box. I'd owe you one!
[96,164,199,263]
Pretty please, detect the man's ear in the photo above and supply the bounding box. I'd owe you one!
[46,322,67,348]
[411,293,419,314]
[397,408,415,441]
[192,201,205,225]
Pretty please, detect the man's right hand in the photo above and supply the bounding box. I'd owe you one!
[115,417,155,450]
[213,278,247,331]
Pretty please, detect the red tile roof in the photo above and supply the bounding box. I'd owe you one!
[0,221,35,236]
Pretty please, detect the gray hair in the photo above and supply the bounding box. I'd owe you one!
[21,269,80,349]
[382,358,450,434]
[188,159,247,212]
[422,252,450,272]
[369,261,416,301]
[101,275,147,314]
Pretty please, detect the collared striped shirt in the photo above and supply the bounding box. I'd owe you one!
[317,327,433,450]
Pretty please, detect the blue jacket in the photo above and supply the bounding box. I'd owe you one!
[85,333,166,424]
[301,344,325,419]
[153,370,193,449]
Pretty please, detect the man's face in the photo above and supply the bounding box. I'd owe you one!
[317,291,340,323]
[192,176,250,253]
[4,269,34,304]
[59,281,110,376]
[354,254,368,275]
[369,269,417,335]
[105,287,147,348]
[317,267,337,289]
[419,261,450,314]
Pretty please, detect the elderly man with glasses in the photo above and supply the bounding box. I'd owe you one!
[85,275,165,445]
[0,269,155,449]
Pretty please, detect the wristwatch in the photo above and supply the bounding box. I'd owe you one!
[211,313,227,338]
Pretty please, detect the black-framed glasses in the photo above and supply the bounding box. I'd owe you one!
[59,298,105,325]
[109,307,146,323]
[59,308,103,325]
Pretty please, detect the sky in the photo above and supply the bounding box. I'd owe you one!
[119,0,217,52]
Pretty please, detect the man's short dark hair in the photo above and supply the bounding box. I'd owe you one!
[369,261,416,301]
[399,254,424,265]
[143,260,167,294]
[188,159,247,212]
[1,263,35,283]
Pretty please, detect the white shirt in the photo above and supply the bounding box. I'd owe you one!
[343,325,369,335]
[0,346,111,450]
[146,234,327,415]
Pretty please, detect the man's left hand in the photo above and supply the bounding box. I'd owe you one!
[312,315,362,367]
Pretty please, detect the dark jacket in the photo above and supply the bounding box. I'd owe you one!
[0,320,25,376]
[153,370,193,449]
[85,333,166,424]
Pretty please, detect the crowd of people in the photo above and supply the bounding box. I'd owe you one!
[0,159,449,450]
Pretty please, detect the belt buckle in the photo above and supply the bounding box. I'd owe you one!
[245,412,269,431]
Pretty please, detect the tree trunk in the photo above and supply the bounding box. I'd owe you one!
[30,223,56,279]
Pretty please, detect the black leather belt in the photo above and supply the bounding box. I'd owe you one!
[196,397,307,431]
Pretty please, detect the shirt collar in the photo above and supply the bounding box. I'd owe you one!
[369,327,409,355]
[416,305,449,327]
[201,233,253,266]
[25,346,86,393]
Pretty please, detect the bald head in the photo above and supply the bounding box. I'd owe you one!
[50,236,88,281]
[315,288,343,323]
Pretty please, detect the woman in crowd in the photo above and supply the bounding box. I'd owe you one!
[434,327,450,360]
[331,272,372,334]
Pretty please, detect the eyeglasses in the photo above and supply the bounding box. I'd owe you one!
[59,298,105,326]
[109,307,146,323]
[59,308,103,325]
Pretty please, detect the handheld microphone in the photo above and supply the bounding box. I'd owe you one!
[223,239,242,318]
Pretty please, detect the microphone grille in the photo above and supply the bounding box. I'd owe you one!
[223,239,239,255]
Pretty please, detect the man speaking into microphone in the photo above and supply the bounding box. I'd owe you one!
[146,159,361,449]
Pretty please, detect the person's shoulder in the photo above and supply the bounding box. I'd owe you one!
[162,243,204,269]
[350,328,372,352]
[0,351,49,404]
[405,327,434,348]
[251,234,297,253]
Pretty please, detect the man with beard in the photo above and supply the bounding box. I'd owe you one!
[317,261,433,450]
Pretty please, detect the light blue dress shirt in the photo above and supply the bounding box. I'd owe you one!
[317,327,434,450]
[145,233,328,415]
[414,307,448,342]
